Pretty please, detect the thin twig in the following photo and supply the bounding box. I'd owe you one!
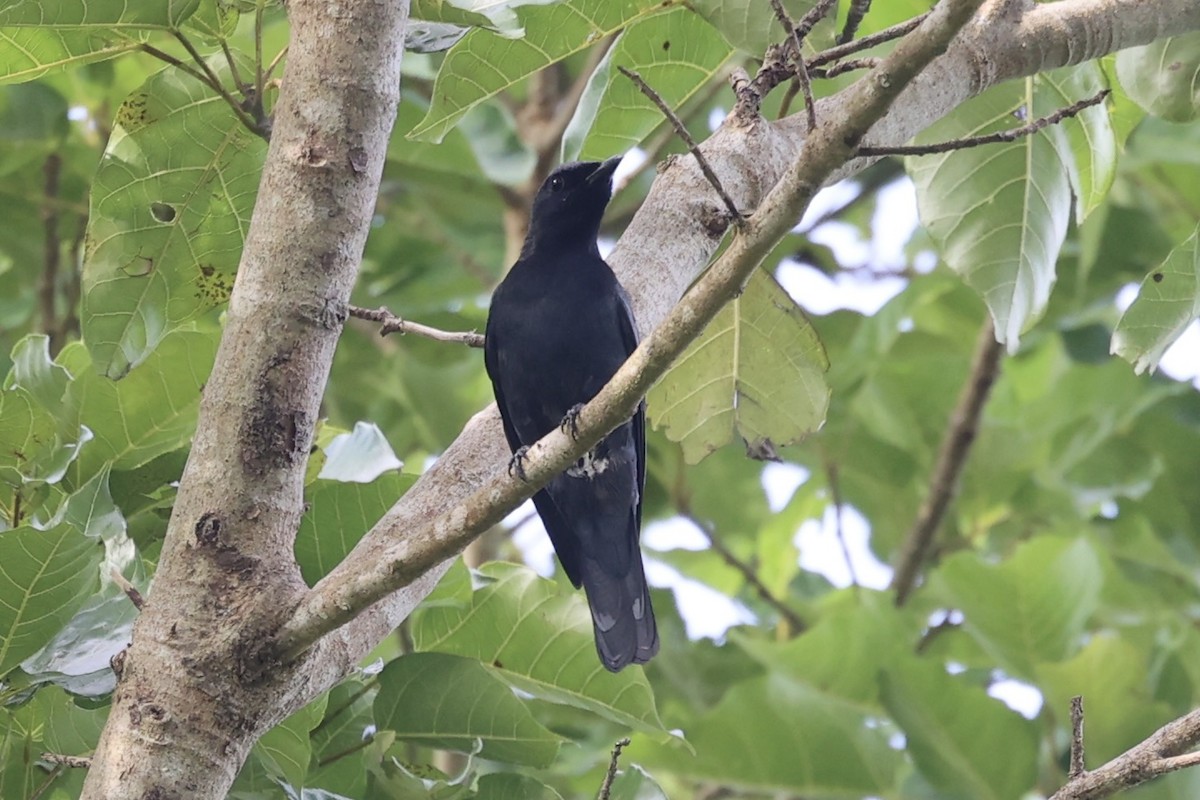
[768,0,817,130]
[811,57,881,79]
[348,305,485,348]
[598,738,631,800]
[28,765,66,800]
[794,0,839,39]
[1069,696,1087,779]
[915,615,960,654]
[1050,707,1200,799]
[860,90,1110,157]
[891,319,1004,606]
[219,36,248,93]
[809,12,929,69]
[617,66,744,227]
[839,0,874,44]
[174,29,264,135]
[683,512,807,633]
[255,0,266,112]
[40,753,92,768]
[139,43,262,137]
[110,568,145,610]
[39,154,62,351]
[824,461,858,587]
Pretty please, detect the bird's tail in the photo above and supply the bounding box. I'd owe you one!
[579,555,659,672]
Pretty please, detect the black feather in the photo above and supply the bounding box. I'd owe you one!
[484,157,658,671]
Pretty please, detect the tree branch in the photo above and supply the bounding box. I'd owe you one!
[890,319,1004,605]
[1051,706,1200,799]
[598,738,631,800]
[683,512,807,634]
[348,305,485,347]
[273,0,990,661]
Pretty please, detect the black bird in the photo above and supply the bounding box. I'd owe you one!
[484,157,658,672]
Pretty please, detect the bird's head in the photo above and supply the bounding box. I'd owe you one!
[523,156,622,256]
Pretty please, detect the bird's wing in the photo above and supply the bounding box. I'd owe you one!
[484,312,524,455]
[615,284,646,527]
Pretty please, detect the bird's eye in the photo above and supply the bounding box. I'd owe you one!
[548,176,564,192]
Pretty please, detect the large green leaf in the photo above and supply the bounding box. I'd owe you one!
[0,28,143,84]
[639,673,902,795]
[564,9,735,161]
[881,659,1039,800]
[295,472,413,585]
[81,65,265,378]
[648,269,830,464]
[0,0,200,28]
[255,693,328,791]
[0,495,104,674]
[374,652,564,767]
[412,562,669,737]
[408,0,672,143]
[63,330,216,479]
[908,79,1073,351]
[1111,227,1200,375]
[690,0,820,55]
[932,536,1102,678]
[1116,31,1200,123]
[1039,63,1116,221]
[1038,635,1171,763]
[475,773,565,800]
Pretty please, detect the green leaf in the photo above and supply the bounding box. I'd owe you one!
[0,380,85,487]
[408,0,671,143]
[6,334,70,408]
[1116,31,1200,123]
[932,536,1103,678]
[65,329,216,478]
[412,562,669,737]
[1039,63,1116,221]
[640,673,902,795]
[410,0,544,36]
[648,269,830,464]
[1038,634,1171,762]
[0,28,143,84]
[605,764,668,800]
[690,0,819,55]
[907,79,1073,351]
[0,0,200,28]
[881,659,1039,800]
[295,472,413,585]
[0,516,102,675]
[374,652,564,767]
[564,9,735,161]
[1111,227,1200,375]
[475,773,565,800]
[309,678,375,797]
[317,421,404,482]
[256,693,328,791]
[81,65,265,378]
[733,590,918,704]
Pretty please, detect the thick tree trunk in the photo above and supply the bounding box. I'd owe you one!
[79,2,410,797]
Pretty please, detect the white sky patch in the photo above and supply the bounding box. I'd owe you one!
[794,504,893,590]
[761,462,810,511]
[989,677,1044,719]
[644,558,756,639]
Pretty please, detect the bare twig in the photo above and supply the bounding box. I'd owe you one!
[41,753,92,768]
[769,0,817,130]
[683,512,807,634]
[348,305,485,348]
[809,12,929,69]
[39,154,62,351]
[598,738,631,800]
[1051,707,1200,799]
[27,765,66,800]
[618,66,744,227]
[811,57,881,79]
[824,461,858,587]
[139,43,263,137]
[1069,696,1086,779]
[915,615,960,654]
[839,0,874,44]
[110,568,145,610]
[891,319,1004,605]
[860,89,1110,156]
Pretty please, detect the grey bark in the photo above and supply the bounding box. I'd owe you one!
[79,1,410,796]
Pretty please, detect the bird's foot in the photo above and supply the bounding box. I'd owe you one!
[561,403,585,440]
[507,446,530,481]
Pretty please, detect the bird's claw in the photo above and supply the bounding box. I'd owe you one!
[561,403,585,440]
[508,446,530,481]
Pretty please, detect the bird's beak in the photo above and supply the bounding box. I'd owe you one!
[587,155,623,186]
